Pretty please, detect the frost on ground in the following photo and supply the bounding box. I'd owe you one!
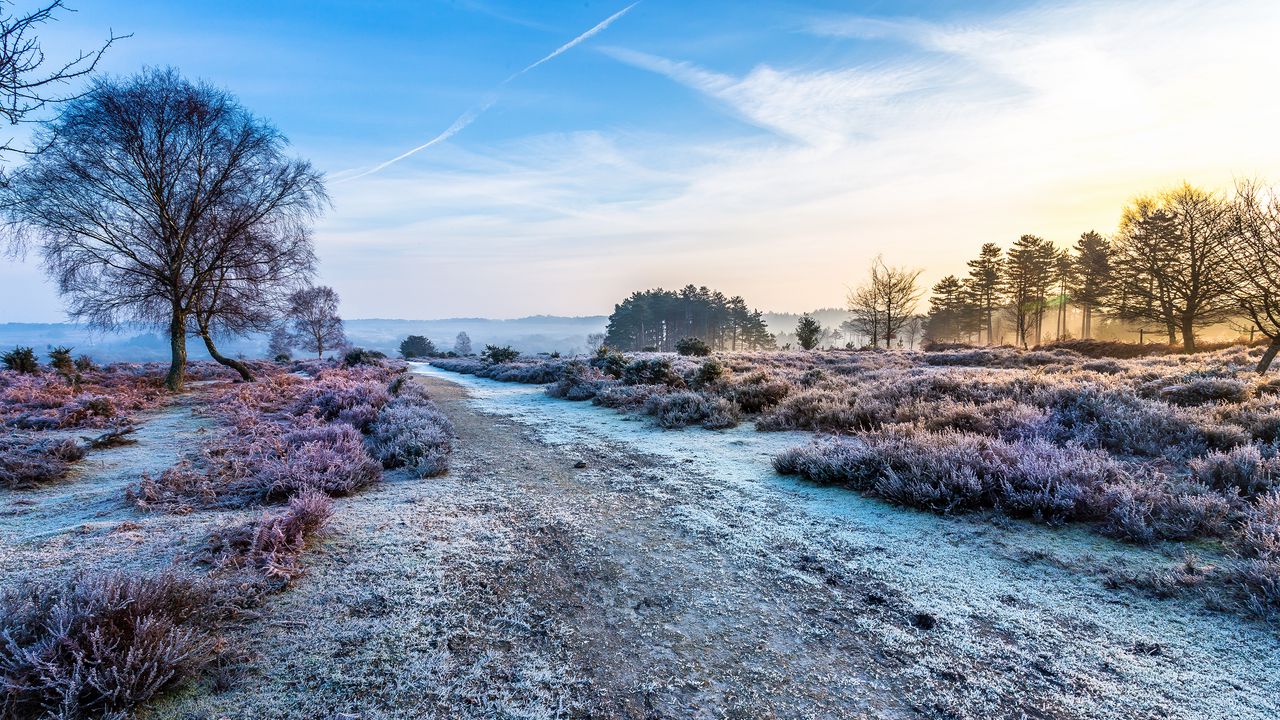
[157,365,1279,719]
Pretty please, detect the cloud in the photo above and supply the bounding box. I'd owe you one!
[335,2,641,182]
[318,0,1280,318]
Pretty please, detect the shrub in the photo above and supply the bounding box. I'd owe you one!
[0,572,218,719]
[204,491,334,580]
[675,337,711,357]
[2,346,39,374]
[1189,444,1280,497]
[343,347,387,367]
[481,345,519,364]
[590,347,628,378]
[74,354,95,373]
[1238,492,1280,559]
[756,389,886,432]
[773,430,1126,522]
[593,383,667,410]
[291,375,392,432]
[257,424,383,500]
[0,437,87,489]
[722,372,791,413]
[690,359,726,388]
[546,361,605,401]
[622,358,684,387]
[48,346,75,376]
[1159,378,1252,406]
[642,391,739,429]
[365,402,454,477]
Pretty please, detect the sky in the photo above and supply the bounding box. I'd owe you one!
[2,0,1279,321]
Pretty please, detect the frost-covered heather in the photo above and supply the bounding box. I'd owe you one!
[203,490,334,581]
[132,363,455,511]
[433,342,1280,617]
[0,571,219,718]
[0,436,86,489]
[365,381,455,477]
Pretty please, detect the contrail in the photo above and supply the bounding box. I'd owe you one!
[337,2,640,183]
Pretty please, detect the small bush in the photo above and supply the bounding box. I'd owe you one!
[622,358,684,387]
[0,437,86,489]
[1159,378,1251,406]
[590,347,628,378]
[481,345,519,364]
[642,391,739,429]
[690,359,726,388]
[0,572,218,719]
[259,424,383,500]
[74,354,95,373]
[675,337,711,357]
[546,361,605,401]
[343,347,387,367]
[722,372,791,413]
[1190,444,1280,497]
[204,491,334,580]
[2,346,39,374]
[365,401,454,477]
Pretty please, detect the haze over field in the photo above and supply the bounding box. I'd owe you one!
[3,0,1279,322]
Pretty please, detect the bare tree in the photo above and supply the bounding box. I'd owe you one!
[2,68,326,390]
[0,2,125,157]
[847,284,882,347]
[848,256,923,349]
[289,285,345,359]
[1111,184,1237,350]
[1230,180,1280,372]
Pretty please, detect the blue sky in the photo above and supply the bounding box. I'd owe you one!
[3,0,1279,320]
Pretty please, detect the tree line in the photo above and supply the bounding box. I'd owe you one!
[603,286,775,352]
[921,182,1280,371]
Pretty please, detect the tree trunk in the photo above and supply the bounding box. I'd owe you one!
[1166,321,1178,346]
[1258,340,1280,374]
[165,308,187,392]
[1181,317,1196,351]
[198,321,254,382]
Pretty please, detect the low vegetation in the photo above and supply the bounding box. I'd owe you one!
[434,341,1280,619]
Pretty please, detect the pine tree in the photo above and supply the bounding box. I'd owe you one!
[1069,231,1112,339]
[965,243,1003,345]
[795,314,822,350]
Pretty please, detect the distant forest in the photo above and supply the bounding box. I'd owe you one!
[603,286,775,351]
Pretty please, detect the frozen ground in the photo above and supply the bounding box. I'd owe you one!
[0,391,261,591]
[154,363,1280,719]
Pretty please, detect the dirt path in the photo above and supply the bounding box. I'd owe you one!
[163,368,1280,720]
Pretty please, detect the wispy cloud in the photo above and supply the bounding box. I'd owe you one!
[320,0,1280,318]
[334,1,641,183]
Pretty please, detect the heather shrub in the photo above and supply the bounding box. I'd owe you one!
[1,346,38,374]
[74,355,95,373]
[643,391,739,429]
[1045,384,1207,458]
[0,572,218,719]
[365,402,454,477]
[773,430,1126,522]
[204,491,334,580]
[622,357,685,387]
[1190,444,1280,497]
[257,424,383,500]
[675,337,711,357]
[290,375,391,432]
[756,389,887,432]
[1097,480,1233,543]
[546,361,605,401]
[593,383,668,410]
[722,372,791,413]
[1233,558,1280,620]
[1237,493,1280,559]
[0,437,87,489]
[1159,378,1252,406]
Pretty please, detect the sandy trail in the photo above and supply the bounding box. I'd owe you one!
[162,367,1280,720]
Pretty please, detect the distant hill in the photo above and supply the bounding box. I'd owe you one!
[0,317,608,362]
